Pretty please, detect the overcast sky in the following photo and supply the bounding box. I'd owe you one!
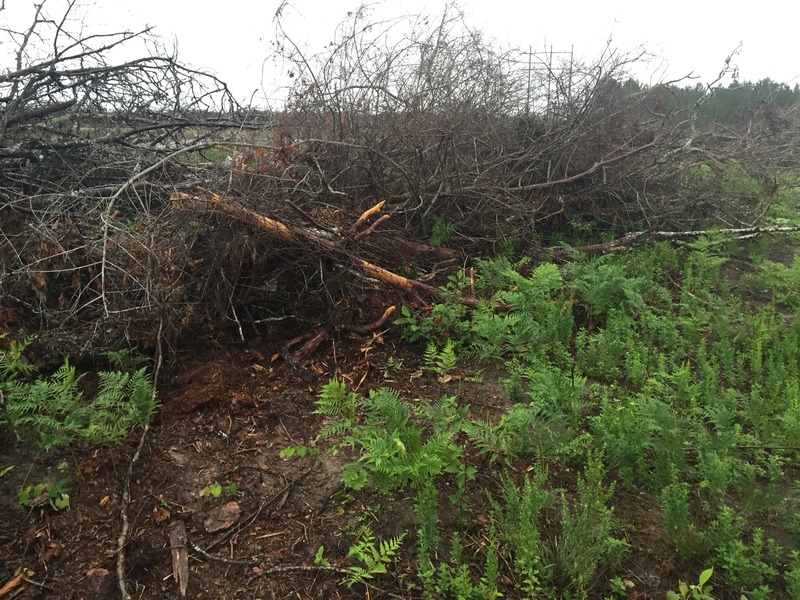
[5,0,800,106]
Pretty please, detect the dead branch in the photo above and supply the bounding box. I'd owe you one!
[353,214,390,241]
[348,199,385,234]
[117,316,164,600]
[171,190,444,300]
[347,305,397,335]
[169,521,190,596]
[504,138,658,192]
[548,225,800,261]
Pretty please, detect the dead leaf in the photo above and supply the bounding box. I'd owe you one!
[247,348,265,361]
[203,501,241,533]
[42,542,62,562]
[438,374,461,384]
[169,521,189,597]
[86,567,114,596]
[152,505,170,524]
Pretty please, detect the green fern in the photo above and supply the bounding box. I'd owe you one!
[312,381,468,494]
[423,339,458,376]
[3,347,156,451]
[315,378,358,416]
[76,368,157,445]
[106,348,151,371]
[6,359,83,451]
[315,378,359,439]
[346,525,406,586]
[490,466,553,597]
[566,259,645,320]
[0,334,36,382]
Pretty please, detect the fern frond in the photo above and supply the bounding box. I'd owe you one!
[315,378,357,416]
[318,419,352,439]
[437,339,458,374]
[367,387,408,430]
[423,341,439,371]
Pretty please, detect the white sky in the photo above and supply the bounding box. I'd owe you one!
[4,0,800,106]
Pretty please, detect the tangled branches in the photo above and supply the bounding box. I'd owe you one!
[0,1,249,361]
[270,2,798,244]
[2,1,798,366]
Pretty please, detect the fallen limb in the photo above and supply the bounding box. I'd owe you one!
[171,190,443,300]
[347,305,397,335]
[0,574,23,597]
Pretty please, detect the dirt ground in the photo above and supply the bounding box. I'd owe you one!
[0,323,712,599]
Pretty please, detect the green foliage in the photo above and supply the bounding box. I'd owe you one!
[429,530,503,600]
[1,338,156,451]
[200,482,238,498]
[106,348,150,371]
[79,368,157,445]
[700,506,782,592]
[314,380,469,493]
[5,359,84,451]
[428,215,457,246]
[279,444,319,459]
[346,525,405,586]
[386,237,800,595]
[423,339,458,376]
[755,255,800,310]
[18,479,70,510]
[666,567,716,600]
[490,467,553,597]
[565,259,645,320]
[396,301,471,344]
[415,479,440,593]
[0,334,36,381]
[313,545,331,567]
[661,480,699,558]
[315,378,359,438]
[464,401,569,463]
[549,454,629,599]
[786,551,800,600]
[385,356,403,372]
